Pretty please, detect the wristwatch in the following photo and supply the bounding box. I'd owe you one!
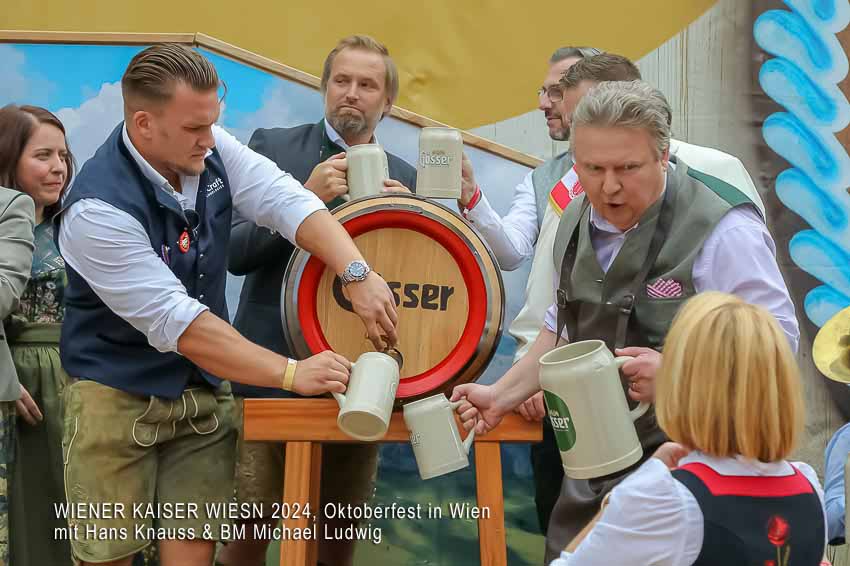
[340,260,371,286]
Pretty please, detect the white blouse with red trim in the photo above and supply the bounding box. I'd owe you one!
[551,451,826,566]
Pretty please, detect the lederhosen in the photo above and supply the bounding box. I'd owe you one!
[673,462,825,565]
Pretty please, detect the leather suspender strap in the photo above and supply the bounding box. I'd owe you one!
[555,183,676,349]
[555,199,590,346]
[613,185,676,350]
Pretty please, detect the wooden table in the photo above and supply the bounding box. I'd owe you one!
[243,398,542,566]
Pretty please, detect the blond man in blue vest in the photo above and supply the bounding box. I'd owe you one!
[452,80,798,564]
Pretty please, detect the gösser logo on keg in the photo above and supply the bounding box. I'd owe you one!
[332,278,456,312]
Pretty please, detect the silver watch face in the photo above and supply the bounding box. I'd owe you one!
[347,260,369,280]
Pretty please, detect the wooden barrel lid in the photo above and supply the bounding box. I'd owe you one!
[282,194,504,401]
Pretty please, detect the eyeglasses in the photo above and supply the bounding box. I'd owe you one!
[538,85,564,103]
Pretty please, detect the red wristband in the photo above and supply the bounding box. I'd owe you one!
[462,185,482,218]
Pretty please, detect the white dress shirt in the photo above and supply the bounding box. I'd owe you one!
[323,119,377,150]
[465,170,539,270]
[59,124,325,353]
[550,451,826,566]
[542,202,800,352]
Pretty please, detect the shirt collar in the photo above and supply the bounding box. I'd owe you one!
[121,125,211,209]
[323,119,378,150]
[122,124,172,191]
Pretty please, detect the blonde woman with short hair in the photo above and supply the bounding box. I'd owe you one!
[551,292,827,566]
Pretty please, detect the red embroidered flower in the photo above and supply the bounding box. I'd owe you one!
[767,515,790,547]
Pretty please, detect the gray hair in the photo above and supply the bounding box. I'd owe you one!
[570,80,672,156]
[550,46,602,64]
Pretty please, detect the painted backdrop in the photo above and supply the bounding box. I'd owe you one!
[0,40,539,564]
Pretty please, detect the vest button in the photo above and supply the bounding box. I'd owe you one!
[199,273,205,279]
[199,253,204,259]
[199,294,205,300]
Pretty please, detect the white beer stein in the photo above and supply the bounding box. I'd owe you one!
[346,144,389,200]
[332,351,399,441]
[403,393,475,479]
[416,127,462,199]
[538,339,649,479]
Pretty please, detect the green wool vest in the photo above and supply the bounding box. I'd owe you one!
[552,158,752,349]
[551,158,753,455]
[531,151,574,229]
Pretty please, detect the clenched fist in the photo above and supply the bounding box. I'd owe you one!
[292,350,352,396]
[304,152,348,203]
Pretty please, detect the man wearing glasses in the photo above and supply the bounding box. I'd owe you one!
[457,46,599,536]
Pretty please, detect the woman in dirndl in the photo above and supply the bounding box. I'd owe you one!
[0,104,74,566]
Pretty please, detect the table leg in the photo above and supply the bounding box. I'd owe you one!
[475,443,507,566]
[280,441,322,566]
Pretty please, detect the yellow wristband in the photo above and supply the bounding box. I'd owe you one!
[282,359,297,391]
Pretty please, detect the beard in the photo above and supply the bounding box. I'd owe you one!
[327,108,371,140]
[550,128,569,142]
[547,112,569,142]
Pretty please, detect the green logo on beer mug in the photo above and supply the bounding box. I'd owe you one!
[543,391,577,451]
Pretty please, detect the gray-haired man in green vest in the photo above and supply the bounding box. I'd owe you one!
[452,79,799,563]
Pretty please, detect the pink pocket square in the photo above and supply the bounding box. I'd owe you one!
[646,278,683,299]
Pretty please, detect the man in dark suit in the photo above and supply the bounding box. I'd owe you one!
[221,35,416,566]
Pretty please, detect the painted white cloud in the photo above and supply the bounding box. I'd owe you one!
[56,81,124,167]
[223,83,320,144]
[0,45,55,107]
[0,45,30,103]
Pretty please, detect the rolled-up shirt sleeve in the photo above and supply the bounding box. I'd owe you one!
[58,200,208,353]
[213,125,325,244]
[466,170,539,271]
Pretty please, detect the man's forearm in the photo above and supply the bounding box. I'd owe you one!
[493,328,560,412]
[294,209,363,275]
[177,311,288,389]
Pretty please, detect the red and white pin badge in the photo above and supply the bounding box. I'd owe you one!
[178,230,191,253]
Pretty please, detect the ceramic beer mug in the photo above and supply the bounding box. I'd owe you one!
[538,339,649,480]
[346,144,389,200]
[416,127,463,199]
[332,351,400,441]
[403,393,475,480]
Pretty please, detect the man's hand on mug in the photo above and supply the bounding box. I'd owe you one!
[381,179,411,194]
[292,350,352,396]
[450,383,503,434]
[459,152,477,207]
[616,346,661,403]
[304,152,348,203]
[515,391,547,422]
[345,271,399,350]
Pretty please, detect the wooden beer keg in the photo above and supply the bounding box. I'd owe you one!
[282,194,504,401]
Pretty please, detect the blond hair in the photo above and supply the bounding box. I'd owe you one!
[320,35,399,107]
[122,43,221,107]
[655,292,803,462]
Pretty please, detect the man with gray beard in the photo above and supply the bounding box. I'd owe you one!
[223,35,416,566]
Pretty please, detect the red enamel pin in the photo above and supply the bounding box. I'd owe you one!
[178,230,191,253]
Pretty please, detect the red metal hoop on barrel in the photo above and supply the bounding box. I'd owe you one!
[281,194,504,401]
